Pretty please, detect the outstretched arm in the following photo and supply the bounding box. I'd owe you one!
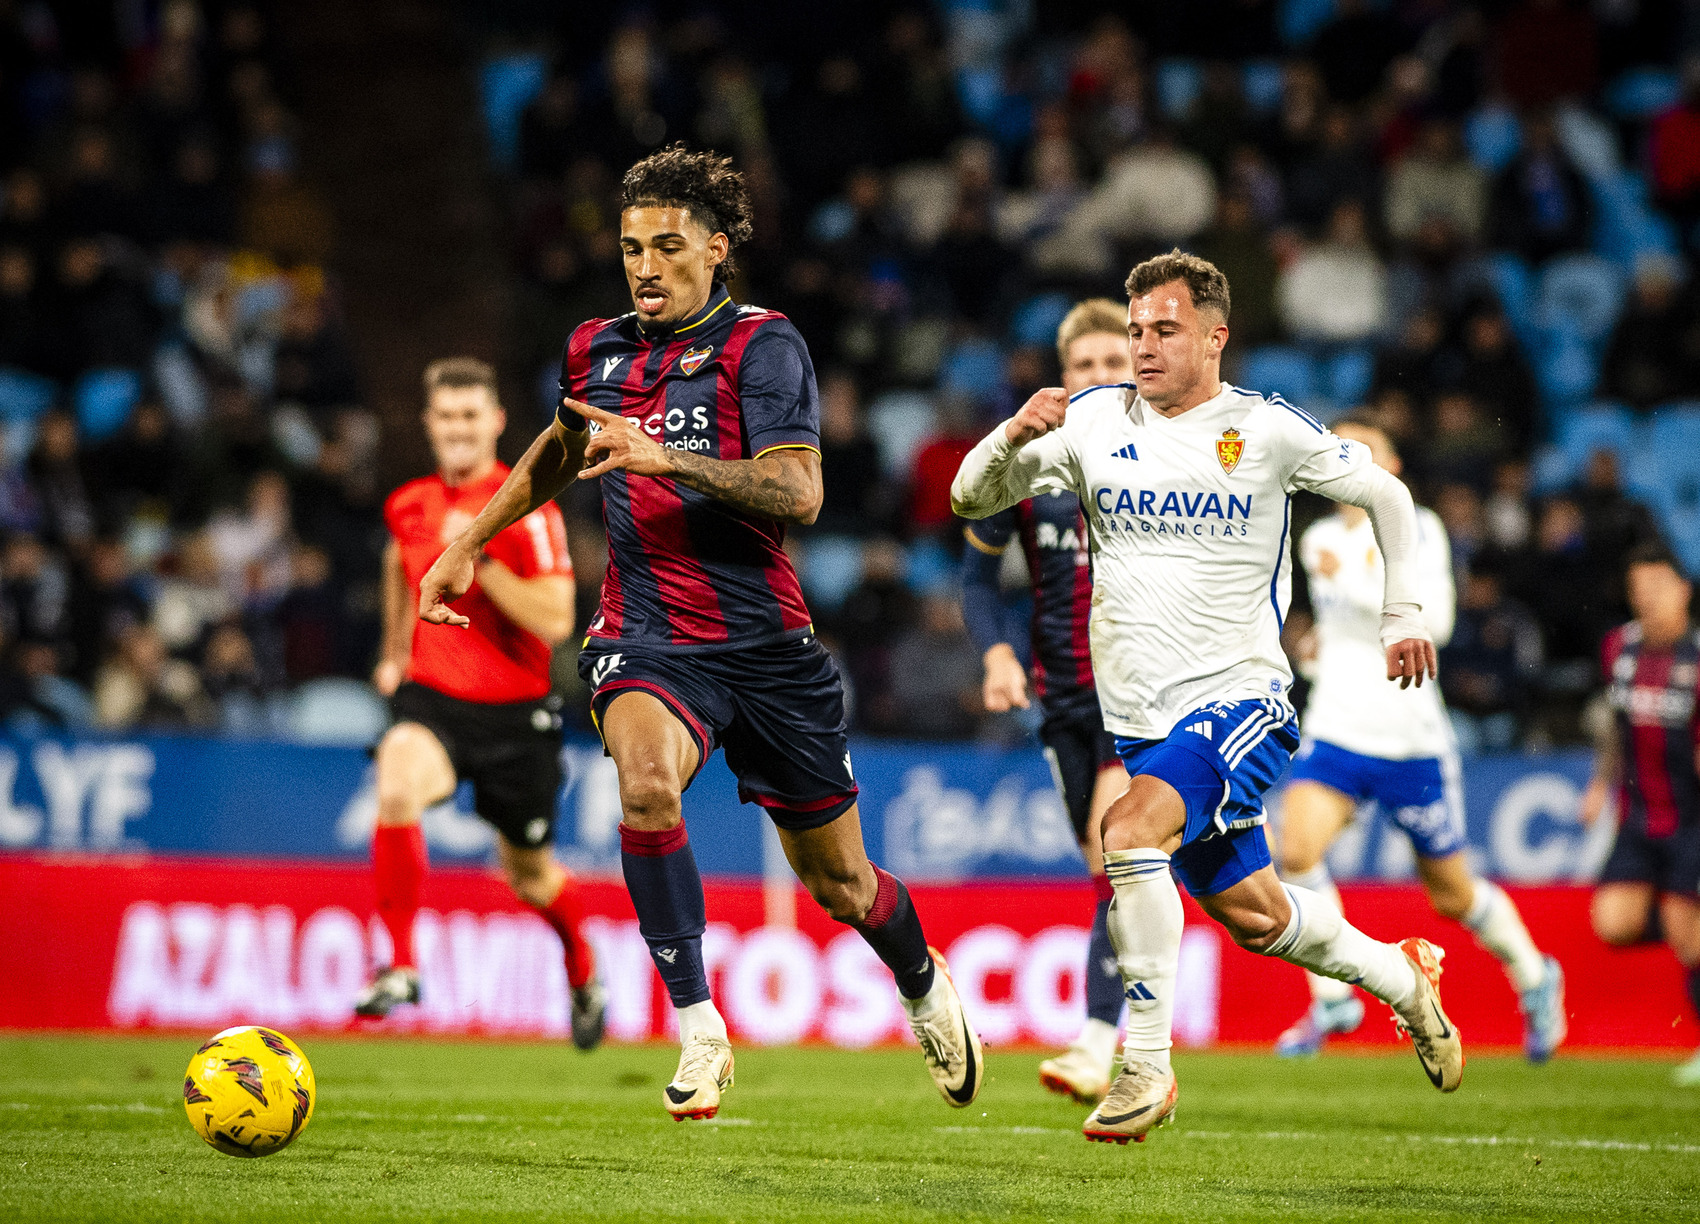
[418,413,588,627]
[575,403,823,525]
[951,388,1075,519]
[1305,459,1436,689]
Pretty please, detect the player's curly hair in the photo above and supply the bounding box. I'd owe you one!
[1125,249,1231,322]
[621,144,753,284]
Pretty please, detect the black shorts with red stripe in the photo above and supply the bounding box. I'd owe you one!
[581,630,858,830]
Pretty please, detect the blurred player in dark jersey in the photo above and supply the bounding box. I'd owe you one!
[960,299,1130,1104]
[1582,543,1700,1085]
[416,146,981,1120]
[356,357,604,1049]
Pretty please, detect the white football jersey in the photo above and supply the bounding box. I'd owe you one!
[1300,507,1455,760]
[953,381,1410,740]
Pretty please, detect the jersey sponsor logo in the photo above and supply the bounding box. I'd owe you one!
[679,344,714,376]
[603,356,624,381]
[1091,486,1254,537]
[1215,427,1244,475]
[1110,442,1140,461]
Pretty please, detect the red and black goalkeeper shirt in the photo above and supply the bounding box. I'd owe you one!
[1602,621,1700,838]
[560,285,817,652]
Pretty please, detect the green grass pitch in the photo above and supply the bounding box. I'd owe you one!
[2,1036,1697,1222]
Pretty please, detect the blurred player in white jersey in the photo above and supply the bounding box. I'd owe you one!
[1275,415,1564,1063]
[953,250,1465,1146]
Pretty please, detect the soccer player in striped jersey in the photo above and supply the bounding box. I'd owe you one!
[358,357,604,1049]
[1582,544,1700,1086]
[1274,415,1564,1063]
[417,146,980,1120]
[953,250,1465,1145]
[960,299,1131,1104]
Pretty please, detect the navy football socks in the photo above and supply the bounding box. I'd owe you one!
[619,822,712,1008]
[851,866,936,1000]
[1085,885,1123,1028]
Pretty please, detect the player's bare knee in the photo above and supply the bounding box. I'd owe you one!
[1427,880,1473,922]
[1226,910,1285,953]
[809,876,870,924]
[1101,784,1180,853]
[616,762,683,831]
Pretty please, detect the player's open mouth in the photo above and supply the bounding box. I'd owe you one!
[636,288,668,311]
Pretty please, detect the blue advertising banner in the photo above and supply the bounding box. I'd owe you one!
[0,733,1613,883]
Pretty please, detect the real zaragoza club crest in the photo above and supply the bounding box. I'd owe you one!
[1216,427,1244,475]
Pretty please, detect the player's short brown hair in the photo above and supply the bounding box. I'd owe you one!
[1125,249,1231,323]
[423,357,498,401]
[1056,298,1129,365]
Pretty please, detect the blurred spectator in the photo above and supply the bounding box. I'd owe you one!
[207,470,293,608]
[1456,305,1538,449]
[829,538,918,728]
[1495,0,1598,110]
[1484,461,1534,551]
[0,533,69,653]
[1384,120,1486,246]
[1373,309,1449,402]
[1283,105,1379,233]
[0,244,46,372]
[1651,58,1700,245]
[1311,0,1406,105]
[879,593,983,739]
[92,623,212,730]
[66,537,148,685]
[238,141,334,265]
[1433,482,1486,580]
[1572,449,1663,602]
[272,276,359,410]
[279,542,338,682]
[149,135,236,246]
[1420,391,1502,492]
[152,531,235,656]
[869,11,964,166]
[38,238,155,378]
[518,75,587,181]
[815,373,888,536]
[90,399,193,527]
[1441,564,1544,753]
[1600,255,1700,410]
[1488,111,1592,262]
[907,400,979,539]
[26,412,96,551]
[1276,199,1387,343]
[200,619,271,729]
[1507,496,1611,667]
[1196,193,1278,347]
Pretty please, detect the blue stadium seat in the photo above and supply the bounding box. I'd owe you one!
[1484,253,1537,348]
[1242,60,1285,114]
[1156,59,1202,122]
[1553,403,1640,482]
[290,678,391,746]
[1318,346,1374,415]
[1533,330,1602,408]
[1590,171,1683,271]
[73,368,141,440]
[1535,254,1625,341]
[1009,293,1073,349]
[0,367,56,425]
[940,338,1006,403]
[1465,104,1522,173]
[1278,0,1336,47]
[1236,345,1317,410]
[1606,68,1682,120]
[798,534,865,613]
[479,52,548,171]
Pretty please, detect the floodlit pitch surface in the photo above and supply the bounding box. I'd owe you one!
[1,1036,1696,1222]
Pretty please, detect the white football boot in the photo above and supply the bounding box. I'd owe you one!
[352,966,419,1019]
[663,1034,734,1121]
[1391,938,1465,1092]
[1081,1058,1178,1145]
[1039,1044,1111,1104]
[908,947,983,1108]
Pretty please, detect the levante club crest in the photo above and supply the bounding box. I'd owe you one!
[1216,428,1244,475]
[679,345,714,376]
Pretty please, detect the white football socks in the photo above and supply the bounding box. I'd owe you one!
[1102,848,1183,1073]
[1464,878,1547,993]
[1264,883,1418,1012]
[1075,1018,1121,1071]
[900,962,952,1021]
[676,1000,728,1044]
[1283,864,1357,1005]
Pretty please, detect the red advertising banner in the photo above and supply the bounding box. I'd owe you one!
[0,854,1689,1050]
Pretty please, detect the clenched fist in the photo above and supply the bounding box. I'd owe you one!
[1005,388,1068,447]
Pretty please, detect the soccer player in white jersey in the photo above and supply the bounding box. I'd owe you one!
[1275,415,1566,1063]
[951,250,1465,1145]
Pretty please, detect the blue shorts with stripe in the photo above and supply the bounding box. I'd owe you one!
[1286,738,1466,860]
[1115,697,1300,897]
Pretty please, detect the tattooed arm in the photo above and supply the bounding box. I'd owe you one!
[576,402,823,525]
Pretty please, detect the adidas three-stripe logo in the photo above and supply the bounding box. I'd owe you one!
[1185,721,1213,739]
[1110,443,1140,461]
[1126,982,1157,1002]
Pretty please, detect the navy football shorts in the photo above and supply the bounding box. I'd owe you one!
[1286,738,1467,860]
[580,632,859,830]
[1600,819,1700,898]
[1115,697,1300,897]
[1039,696,1121,845]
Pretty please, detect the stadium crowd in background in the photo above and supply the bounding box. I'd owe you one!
[0,0,382,736]
[0,0,1693,750]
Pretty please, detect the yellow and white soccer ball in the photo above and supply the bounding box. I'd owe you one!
[182,1026,316,1158]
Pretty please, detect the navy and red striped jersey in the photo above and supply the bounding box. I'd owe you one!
[1603,621,1700,837]
[962,489,1096,718]
[559,284,819,652]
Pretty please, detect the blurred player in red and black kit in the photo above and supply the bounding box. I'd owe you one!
[960,298,1131,1105]
[1582,543,1700,1085]
[357,357,605,1049]
[416,146,982,1120]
